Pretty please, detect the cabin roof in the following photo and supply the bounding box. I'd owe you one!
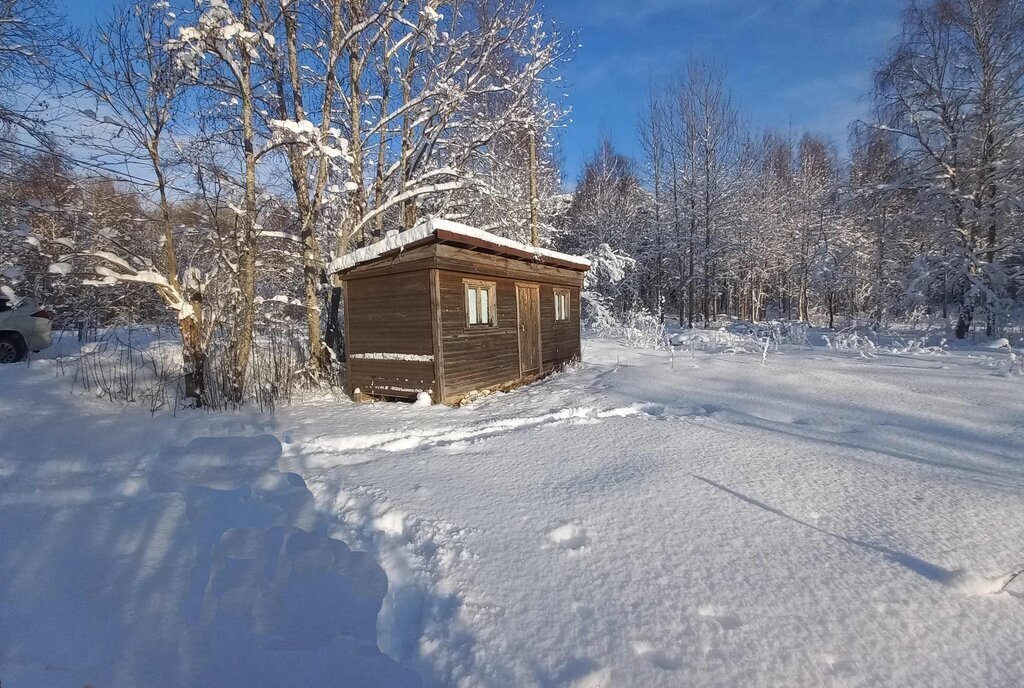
[328,217,591,275]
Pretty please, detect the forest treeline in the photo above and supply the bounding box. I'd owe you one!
[563,2,1024,340]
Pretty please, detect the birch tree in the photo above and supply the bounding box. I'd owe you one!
[169,0,281,401]
[874,0,1024,337]
[72,1,219,402]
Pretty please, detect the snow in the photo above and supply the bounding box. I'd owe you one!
[327,217,591,274]
[2,333,1024,686]
[267,118,350,162]
[351,352,435,362]
[47,262,73,275]
[0,345,419,688]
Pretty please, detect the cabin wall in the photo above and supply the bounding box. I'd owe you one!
[539,285,581,373]
[344,270,435,399]
[437,270,521,398]
[340,244,586,405]
[437,269,582,402]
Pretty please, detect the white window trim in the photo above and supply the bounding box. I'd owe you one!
[464,279,497,327]
[554,288,570,322]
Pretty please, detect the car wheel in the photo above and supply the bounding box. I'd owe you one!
[0,335,24,364]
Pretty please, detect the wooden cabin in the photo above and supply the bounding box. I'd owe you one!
[330,218,590,405]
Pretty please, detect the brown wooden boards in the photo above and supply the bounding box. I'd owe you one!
[516,283,542,376]
[336,241,586,287]
[344,270,435,399]
[428,268,445,404]
[338,231,586,404]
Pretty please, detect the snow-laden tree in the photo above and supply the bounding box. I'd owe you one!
[166,0,284,402]
[848,127,918,325]
[67,1,223,401]
[0,0,68,144]
[873,0,1024,337]
[165,0,569,369]
[640,59,747,326]
[558,138,651,312]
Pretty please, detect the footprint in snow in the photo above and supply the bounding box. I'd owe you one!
[547,522,589,550]
[821,654,857,677]
[568,667,612,688]
[631,640,681,670]
[574,604,595,621]
[697,605,743,631]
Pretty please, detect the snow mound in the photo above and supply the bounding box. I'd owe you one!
[631,640,681,670]
[547,522,589,550]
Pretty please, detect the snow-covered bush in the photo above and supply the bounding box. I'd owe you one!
[196,319,315,412]
[824,326,948,358]
[69,328,181,413]
[617,308,666,350]
[823,327,879,356]
[582,292,665,350]
[575,239,666,349]
[725,320,809,347]
[667,319,808,358]
[56,316,321,413]
[669,329,763,355]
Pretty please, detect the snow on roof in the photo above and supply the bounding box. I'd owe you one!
[328,217,591,274]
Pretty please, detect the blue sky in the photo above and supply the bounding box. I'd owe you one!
[62,0,903,182]
[547,0,903,179]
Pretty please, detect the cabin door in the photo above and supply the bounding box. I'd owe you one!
[516,284,542,377]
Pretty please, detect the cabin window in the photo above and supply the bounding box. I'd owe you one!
[553,289,570,322]
[464,280,496,326]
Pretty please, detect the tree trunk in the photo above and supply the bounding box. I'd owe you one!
[687,199,696,328]
[875,210,885,327]
[955,303,973,340]
[529,127,539,247]
[229,0,258,404]
[798,276,809,322]
[324,285,344,358]
[180,311,207,407]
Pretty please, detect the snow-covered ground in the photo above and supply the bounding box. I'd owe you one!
[2,333,1023,687]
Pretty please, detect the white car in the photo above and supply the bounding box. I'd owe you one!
[0,297,54,363]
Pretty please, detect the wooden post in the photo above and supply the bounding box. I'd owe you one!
[529,127,539,248]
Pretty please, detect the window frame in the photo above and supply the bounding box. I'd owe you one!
[464,279,497,328]
[553,288,570,323]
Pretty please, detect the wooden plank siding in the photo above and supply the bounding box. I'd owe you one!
[436,269,580,402]
[539,284,581,374]
[339,238,585,405]
[434,245,585,288]
[437,270,521,398]
[338,241,585,289]
[344,270,435,400]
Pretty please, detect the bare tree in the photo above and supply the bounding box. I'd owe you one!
[72,2,218,403]
[874,0,1024,337]
[0,0,68,144]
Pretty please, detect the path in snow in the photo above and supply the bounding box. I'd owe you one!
[0,365,420,688]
